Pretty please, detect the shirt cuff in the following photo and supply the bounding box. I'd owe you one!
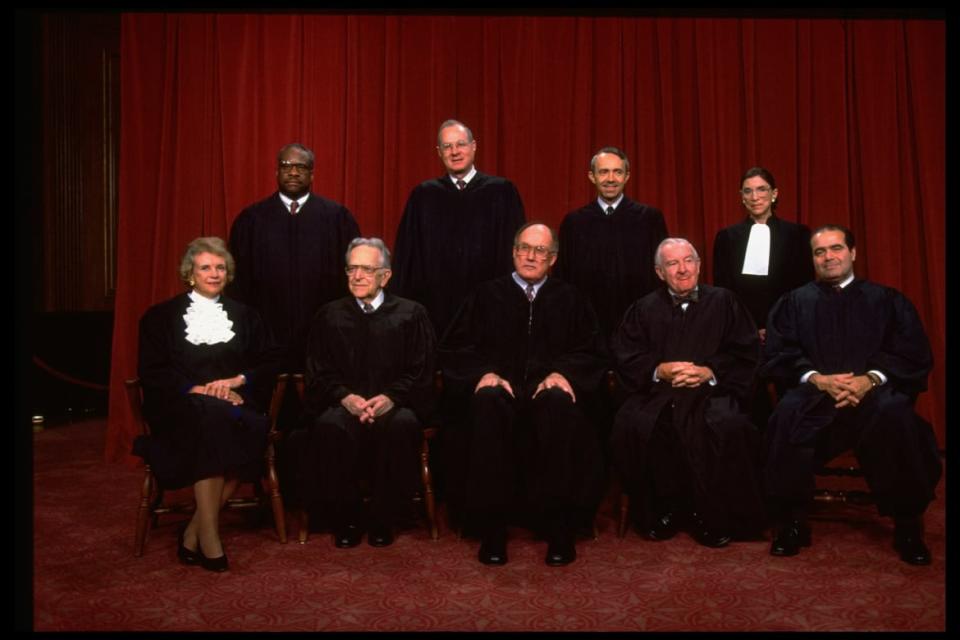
[867,369,887,386]
[800,370,818,384]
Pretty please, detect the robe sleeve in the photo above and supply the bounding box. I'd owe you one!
[137,304,195,402]
[698,293,760,401]
[303,310,351,413]
[437,291,494,396]
[761,291,818,389]
[712,228,735,290]
[544,294,607,395]
[611,301,659,395]
[227,210,255,306]
[391,187,424,301]
[382,305,437,411]
[868,289,933,397]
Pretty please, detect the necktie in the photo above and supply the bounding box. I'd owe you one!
[525,284,535,334]
[605,205,615,216]
[289,200,299,215]
[457,179,466,191]
[362,302,374,313]
[525,284,535,302]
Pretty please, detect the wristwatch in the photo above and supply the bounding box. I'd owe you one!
[865,372,882,388]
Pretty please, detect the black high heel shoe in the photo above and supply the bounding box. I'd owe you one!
[177,526,201,566]
[198,541,229,573]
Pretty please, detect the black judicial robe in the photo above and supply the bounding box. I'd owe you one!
[611,285,763,534]
[440,276,606,401]
[557,197,668,341]
[135,293,283,489]
[761,280,940,513]
[228,192,360,370]
[712,215,812,329]
[292,294,437,519]
[304,294,436,421]
[439,275,607,519]
[392,172,525,338]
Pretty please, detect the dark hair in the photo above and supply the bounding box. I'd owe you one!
[811,224,856,251]
[277,143,315,169]
[590,146,631,173]
[741,166,777,212]
[513,221,559,253]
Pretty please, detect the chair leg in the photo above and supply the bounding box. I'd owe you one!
[297,510,309,544]
[134,467,154,557]
[264,445,287,544]
[421,436,439,540]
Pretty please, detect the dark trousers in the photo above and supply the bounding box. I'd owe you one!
[292,406,422,526]
[449,386,604,532]
[611,392,765,537]
[764,385,942,518]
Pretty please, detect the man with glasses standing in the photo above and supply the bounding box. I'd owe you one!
[392,120,525,339]
[440,223,606,567]
[229,143,360,372]
[293,237,436,548]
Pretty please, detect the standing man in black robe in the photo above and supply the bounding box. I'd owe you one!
[228,143,361,372]
[392,119,526,339]
[611,238,764,548]
[557,146,668,343]
[294,237,436,548]
[762,225,941,565]
[440,223,606,567]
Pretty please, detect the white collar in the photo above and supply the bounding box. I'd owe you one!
[279,193,310,211]
[356,290,385,312]
[449,166,478,186]
[512,272,547,298]
[597,195,624,212]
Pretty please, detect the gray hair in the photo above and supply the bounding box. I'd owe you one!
[179,236,235,285]
[346,237,392,269]
[590,146,631,174]
[277,143,315,169]
[654,237,700,268]
[436,119,475,146]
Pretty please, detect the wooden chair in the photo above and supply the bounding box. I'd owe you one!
[127,374,290,556]
[289,374,440,544]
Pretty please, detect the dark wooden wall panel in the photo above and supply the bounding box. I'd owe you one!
[41,13,119,312]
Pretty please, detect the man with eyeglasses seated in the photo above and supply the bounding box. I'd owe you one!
[611,238,765,549]
[229,143,360,373]
[439,223,606,566]
[291,237,436,549]
[392,119,525,339]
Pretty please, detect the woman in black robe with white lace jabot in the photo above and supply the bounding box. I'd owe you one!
[135,237,282,571]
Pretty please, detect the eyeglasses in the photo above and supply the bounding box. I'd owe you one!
[278,160,313,172]
[514,243,555,259]
[740,185,771,197]
[438,140,473,154]
[345,264,385,276]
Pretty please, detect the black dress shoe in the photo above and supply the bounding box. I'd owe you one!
[545,531,577,566]
[645,512,680,541]
[177,525,201,566]
[690,514,731,548]
[894,524,931,566]
[368,525,395,548]
[478,528,508,565]
[334,524,363,548]
[770,520,812,557]
[198,546,229,573]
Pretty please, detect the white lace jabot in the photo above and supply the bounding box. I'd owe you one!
[183,291,235,345]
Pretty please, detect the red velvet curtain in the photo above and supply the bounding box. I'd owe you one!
[107,13,945,463]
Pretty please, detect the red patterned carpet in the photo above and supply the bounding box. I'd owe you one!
[33,419,945,631]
